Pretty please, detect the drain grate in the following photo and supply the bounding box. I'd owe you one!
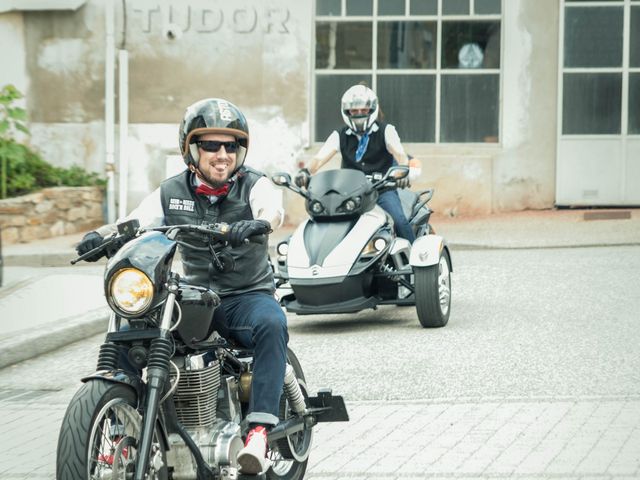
[583,210,632,221]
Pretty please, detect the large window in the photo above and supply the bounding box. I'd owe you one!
[562,0,640,135]
[314,0,502,143]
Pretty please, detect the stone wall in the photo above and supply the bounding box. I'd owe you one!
[0,186,104,244]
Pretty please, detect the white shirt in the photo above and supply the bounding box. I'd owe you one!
[98,173,284,236]
[315,123,406,161]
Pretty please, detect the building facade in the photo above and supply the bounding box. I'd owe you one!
[0,0,638,222]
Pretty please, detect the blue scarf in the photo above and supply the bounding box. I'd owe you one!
[355,132,370,162]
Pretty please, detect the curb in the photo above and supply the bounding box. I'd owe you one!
[449,241,640,250]
[3,253,81,268]
[0,307,111,369]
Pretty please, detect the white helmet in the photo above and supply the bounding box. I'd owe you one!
[341,85,379,133]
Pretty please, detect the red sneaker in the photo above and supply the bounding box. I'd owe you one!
[237,426,268,474]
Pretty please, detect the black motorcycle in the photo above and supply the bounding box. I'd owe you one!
[56,219,348,480]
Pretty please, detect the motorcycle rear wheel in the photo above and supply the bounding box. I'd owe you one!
[267,349,312,480]
[56,379,167,480]
[414,249,451,328]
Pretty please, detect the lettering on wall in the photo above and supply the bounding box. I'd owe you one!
[132,5,290,35]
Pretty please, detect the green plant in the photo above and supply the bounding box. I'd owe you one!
[0,84,29,198]
[0,84,105,198]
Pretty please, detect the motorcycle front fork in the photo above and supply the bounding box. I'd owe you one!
[134,277,179,480]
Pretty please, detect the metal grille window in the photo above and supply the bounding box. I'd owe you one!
[561,0,640,136]
[314,0,502,143]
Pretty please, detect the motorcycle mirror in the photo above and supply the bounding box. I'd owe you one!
[271,173,291,186]
[117,218,140,237]
[387,166,409,180]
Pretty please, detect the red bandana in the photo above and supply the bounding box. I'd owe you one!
[195,183,230,197]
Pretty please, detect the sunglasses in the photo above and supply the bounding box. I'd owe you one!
[196,140,238,153]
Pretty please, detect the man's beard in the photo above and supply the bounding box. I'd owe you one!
[199,170,229,189]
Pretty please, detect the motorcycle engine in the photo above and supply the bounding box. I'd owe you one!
[166,353,244,480]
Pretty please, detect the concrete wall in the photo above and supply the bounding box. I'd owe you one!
[494,0,558,212]
[1,0,561,222]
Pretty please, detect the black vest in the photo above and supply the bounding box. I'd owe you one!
[338,122,395,175]
[160,168,274,297]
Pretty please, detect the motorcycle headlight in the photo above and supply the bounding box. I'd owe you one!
[343,199,356,211]
[277,241,289,256]
[109,268,154,314]
[362,236,388,256]
[310,200,324,214]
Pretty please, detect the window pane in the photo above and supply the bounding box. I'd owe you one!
[378,75,436,142]
[562,73,621,134]
[378,21,437,69]
[475,0,501,14]
[442,21,501,69]
[564,7,623,68]
[440,74,499,142]
[631,6,640,68]
[315,75,373,142]
[442,0,469,15]
[410,0,438,15]
[629,73,640,134]
[317,0,341,16]
[379,0,405,16]
[347,0,373,16]
[316,22,373,69]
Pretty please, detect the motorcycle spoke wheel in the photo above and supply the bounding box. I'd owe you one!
[56,380,168,480]
[267,350,311,480]
[111,435,138,479]
[88,399,141,479]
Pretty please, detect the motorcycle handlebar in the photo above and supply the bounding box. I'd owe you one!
[71,222,266,264]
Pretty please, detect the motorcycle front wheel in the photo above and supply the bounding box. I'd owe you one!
[267,348,312,480]
[414,249,451,328]
[56,379,168,480]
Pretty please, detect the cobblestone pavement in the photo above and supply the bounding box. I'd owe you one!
[1,388,639,479]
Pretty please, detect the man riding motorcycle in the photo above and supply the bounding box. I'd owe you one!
[76,98,285,475]
[294,84,416,242]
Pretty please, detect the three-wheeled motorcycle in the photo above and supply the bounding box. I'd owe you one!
[271,166,452,328]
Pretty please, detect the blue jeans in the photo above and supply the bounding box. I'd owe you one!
[377,190,416,242]
[221,291,288,426]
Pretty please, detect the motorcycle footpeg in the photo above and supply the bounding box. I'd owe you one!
[307,388,350,423]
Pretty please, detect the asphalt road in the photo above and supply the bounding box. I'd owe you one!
[3,246,639,400]
[287,245,640,401]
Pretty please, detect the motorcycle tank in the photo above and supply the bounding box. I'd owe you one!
[306,169,378,220]
[105,231,177,315]
[175,283,220,348]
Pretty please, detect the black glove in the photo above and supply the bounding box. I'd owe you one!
[76,231,105,262]
[228,219,272,247]
[294,168,311,188]
[396,177,410,189]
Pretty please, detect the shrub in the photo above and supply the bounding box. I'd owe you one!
[0,84,105,199]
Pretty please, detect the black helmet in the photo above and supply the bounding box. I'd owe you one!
[179,98,249,170]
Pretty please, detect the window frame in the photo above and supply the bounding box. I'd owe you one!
[312,0,504,145]
[558,0,640,138]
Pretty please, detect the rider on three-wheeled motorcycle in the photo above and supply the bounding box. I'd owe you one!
[275,84,452,328]
[294,84,416,243]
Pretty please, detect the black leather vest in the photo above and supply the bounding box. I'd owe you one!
[338,122,395,175]
[160,168,274,297]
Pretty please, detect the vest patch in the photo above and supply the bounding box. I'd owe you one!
[168,197,195,212]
